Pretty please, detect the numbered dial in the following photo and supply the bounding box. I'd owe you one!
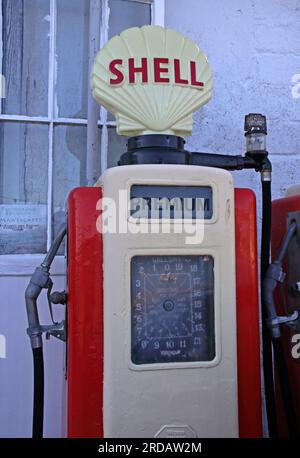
[131,255,215,364]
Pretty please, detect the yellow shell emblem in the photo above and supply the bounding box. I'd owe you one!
[92,25,213,137]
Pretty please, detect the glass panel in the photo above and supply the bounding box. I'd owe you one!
[131,255,215,365]
[53,125,89,251]
[56,0,90,119]
[107,127,128,168]
[1,0,49,116]
[108,0,151,38]
[107,0,152,121]
[0,122,48,254]
[130,186,213,219]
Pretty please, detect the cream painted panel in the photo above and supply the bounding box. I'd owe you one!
[99,164,238,438]
[285,184,300,197]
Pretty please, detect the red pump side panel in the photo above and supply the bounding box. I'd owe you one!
[66,186,261,438]
[67,187,103,438]
[272,195,300,436]
[235,189,262,438]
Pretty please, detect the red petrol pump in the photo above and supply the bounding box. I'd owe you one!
[268,188,300,436]
[25,25,299,439]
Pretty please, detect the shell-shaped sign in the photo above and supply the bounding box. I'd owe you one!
[92,26,213,137]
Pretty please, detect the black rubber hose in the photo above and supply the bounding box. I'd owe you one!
[261,179,278,438]
[272,339,299,437]
[32,347,44,439]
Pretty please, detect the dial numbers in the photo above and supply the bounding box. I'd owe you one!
[131,255,215,365]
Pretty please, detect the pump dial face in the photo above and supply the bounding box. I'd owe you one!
[131,255,215,365]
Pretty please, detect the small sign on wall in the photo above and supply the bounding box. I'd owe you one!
[0,205,47,254]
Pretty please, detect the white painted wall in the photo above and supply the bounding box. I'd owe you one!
[165,0,300,200]
[0,258,66,438]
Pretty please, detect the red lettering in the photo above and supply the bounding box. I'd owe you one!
[153,58,169,83]
[109,57,205,88]
[128,58,148,84]
[109,59,124,85]
[174,59,188,85]
[190,61,204,87]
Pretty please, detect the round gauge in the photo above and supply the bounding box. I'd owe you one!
[131,255,215,364]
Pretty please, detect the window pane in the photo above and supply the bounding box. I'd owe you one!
[0,122,48,254]
[53,124,88,209]
[107,127,128,168]
[1,0,49,116]
[53,124,101,253]
[56,0,90,119]
[53,125,87,239]
[108,0,151,38]
[107,0,151,121]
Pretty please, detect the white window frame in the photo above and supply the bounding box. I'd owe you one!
[0,0,165,270]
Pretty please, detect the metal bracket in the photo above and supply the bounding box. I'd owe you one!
[44,320,66,342]
[265,263,286,283]
[270,310,299,327]
[287,211,300,312]
[268,310,299,339]
[27,320,66,342]
[27,320,66,343]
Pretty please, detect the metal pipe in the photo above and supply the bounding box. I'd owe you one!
[41,225,67,270]
[276,222,297,264]
[263,221,297,338]
[25,266,51,349]
[86,0,101,185]
[263,219,299,437]
[190,152,248,170]
[25,224,67,439]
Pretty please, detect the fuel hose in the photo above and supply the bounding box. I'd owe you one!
[260,179,278,438]
[32,347,44,438]
[25,225,66,439]
[263,220,299,437]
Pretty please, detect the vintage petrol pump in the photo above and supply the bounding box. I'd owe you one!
[25,25,299,439]
[267,187,300,436]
